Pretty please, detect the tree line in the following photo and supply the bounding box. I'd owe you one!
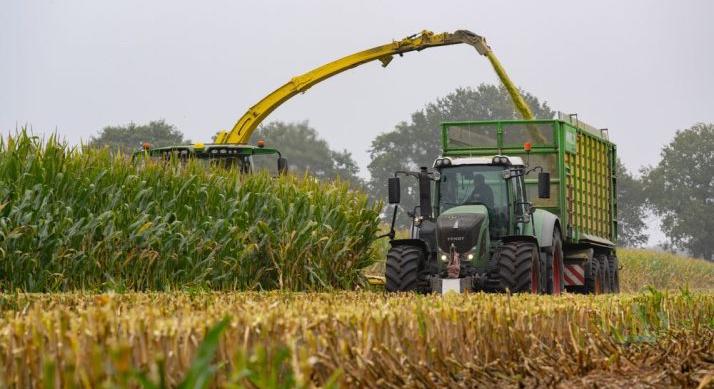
[89,85,713,260]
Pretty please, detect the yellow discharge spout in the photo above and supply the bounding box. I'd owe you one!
[485,51,534,120]
[216,30,538,145]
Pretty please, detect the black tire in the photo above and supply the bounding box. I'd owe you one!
[598,255,612,293]
[489,241,541,293]
[583,258,602,294]
[546,230,565,295]
[385,245,424,292]
[609,255,620,293]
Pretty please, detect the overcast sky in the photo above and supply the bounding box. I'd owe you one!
[3,0,713,180]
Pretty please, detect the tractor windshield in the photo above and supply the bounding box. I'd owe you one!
[437,165,509,237]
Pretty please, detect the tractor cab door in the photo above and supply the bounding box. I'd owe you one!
[508,170,532,235]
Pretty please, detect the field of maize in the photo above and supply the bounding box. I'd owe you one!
[0,133,380,292]
[2,133,713,388]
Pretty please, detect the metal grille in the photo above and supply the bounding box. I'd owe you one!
[564,130,615,241]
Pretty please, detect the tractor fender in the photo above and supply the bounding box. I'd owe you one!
[389,238,430,254]
[501,235,540,250]
[532,209,561,252]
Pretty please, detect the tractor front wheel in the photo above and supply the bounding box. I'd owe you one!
[385,245,424,292]
[489,241,541,293]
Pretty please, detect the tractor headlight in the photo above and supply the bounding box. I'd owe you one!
[434,158,452,168]
[464,245,480,262]
[492,156,510,165]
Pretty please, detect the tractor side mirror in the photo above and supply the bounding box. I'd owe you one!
[538,172,551,198]
[277,157,288,175]
[388,177,401,204]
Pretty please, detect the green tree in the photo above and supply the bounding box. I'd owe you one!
[368,84,554,220]
[643,123,714,260]
[89,120,186,154]
[616,159,648,247]
[250,121,362,185]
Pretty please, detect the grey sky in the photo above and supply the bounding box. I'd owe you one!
[3,0,713,180]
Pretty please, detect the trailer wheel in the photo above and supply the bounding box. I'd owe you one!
[608,255,620,293]
[489,241,541,293]
[546,230,565,295]
[583,257,603,294]
[385,245,424,292]
[598,255,612,293]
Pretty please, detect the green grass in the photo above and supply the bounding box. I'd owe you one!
[619,248,714,292]
[0,132,381,292]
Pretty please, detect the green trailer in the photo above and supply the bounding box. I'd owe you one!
[384,115,618,294]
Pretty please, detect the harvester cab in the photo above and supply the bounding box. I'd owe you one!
[385,118,618,295]
[132,143,288,175]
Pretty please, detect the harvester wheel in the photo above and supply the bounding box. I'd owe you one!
[608,255,620,293]
[489,241,540,293]
[546,230,565,295]
[583,258,603,294]
[385,245,424,292]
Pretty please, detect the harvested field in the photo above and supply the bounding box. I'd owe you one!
[1,291,712,388]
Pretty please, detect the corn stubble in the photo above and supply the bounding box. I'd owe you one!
[0,291,712,388]
[0,133,380,292]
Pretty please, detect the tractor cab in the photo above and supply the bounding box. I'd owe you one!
[132,142,288,175]
[435,156,529,239]
[431,155,551,273]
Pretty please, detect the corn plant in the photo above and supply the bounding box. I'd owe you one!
[0,132,381,292]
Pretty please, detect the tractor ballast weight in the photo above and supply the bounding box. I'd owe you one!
[385,116,618,295]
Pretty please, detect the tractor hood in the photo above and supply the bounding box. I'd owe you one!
[436,205,489,253]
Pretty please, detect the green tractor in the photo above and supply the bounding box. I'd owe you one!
[384,116,618,294]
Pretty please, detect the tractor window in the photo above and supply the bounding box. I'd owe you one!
[143,150,190,165]
[136,149,254,174]
[511,173,529,223]
[437,165,509,237]
[251,153,282,175]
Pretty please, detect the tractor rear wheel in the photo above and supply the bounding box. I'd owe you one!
[546,230,565,295]
[489,241,541,293]
[385,245,424,292]
[583,258,603,294]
